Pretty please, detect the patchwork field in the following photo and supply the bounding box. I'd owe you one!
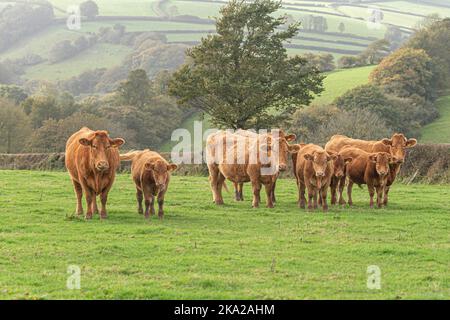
[0,170,449,299]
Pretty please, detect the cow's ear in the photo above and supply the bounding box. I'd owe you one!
[79,138,91,146]
[285,134,296,142]
[369,154,378,163]
[288,144,301,153]
[167,164,178,171]
[304,154,314,161]
[111,138,125,148]
[144,162,155,171]
[344,157,353,164]
[382,138,392,146]
[405,138,417,148]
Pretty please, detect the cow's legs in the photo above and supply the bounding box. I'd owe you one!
[321,186,329,212]
[318,189,323,206]
[71,180,83,216]
[136,188,143,214]
[238,183,244,201]
[92,196,99,215]
[83,188,95,220]
[307,187,315,210]
[99,191,108,219]
[299,181,306,209]
[338,176,346,205]
[157,188,167,219]
[143,186,155,219]
[347,180,354,206]
[383,185,390,206]
[233,182,241,201]
[216,173,226,205]
[368,184,375,208]
[376,185,384,208]
[264,182,274,208]
[208,164,223,205]
[313,189,318,209]
[271,180,276,203]
[330,177,338,205]
[251,180,262,208]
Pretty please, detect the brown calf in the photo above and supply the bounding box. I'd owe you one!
[294,144,336,212]
[65,127,125,219]
[206,130,299,208]
[120,150,177,219]
[325,133,417,205]
[339,147,397,208]
[329,154,353,205]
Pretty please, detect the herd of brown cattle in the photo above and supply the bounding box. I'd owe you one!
[65,127,417,220]
[205,129,417,212]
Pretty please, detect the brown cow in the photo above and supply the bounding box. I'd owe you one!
[233,129,288,203]
[294,144,336,212]
[120,150,177,219]
[339,146,397,208]
[206,130,299,208]
[325,133,417,205]
[65,127,125,219]
[329,154,353,205]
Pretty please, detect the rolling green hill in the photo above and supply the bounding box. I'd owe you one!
[420,95,450,144]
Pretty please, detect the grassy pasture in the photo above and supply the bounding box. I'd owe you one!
[0,170,448,299]
[420,95,450,144]
[313,65,376,105]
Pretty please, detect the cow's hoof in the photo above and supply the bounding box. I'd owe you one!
[85,214,93,220]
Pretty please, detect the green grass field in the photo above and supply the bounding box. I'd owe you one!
[313,65,376,105]
[420,95,450,144]
[0,170,449,299]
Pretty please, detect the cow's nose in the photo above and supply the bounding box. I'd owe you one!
[96,161,109,171]
[316,172,325,177]
[379,171,387,176]
[278,164,287,172]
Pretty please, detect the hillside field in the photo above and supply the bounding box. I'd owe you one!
[0,170,449,299]
[420,95,450,144]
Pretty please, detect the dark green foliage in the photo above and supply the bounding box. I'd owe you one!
[0,98,32,153]
[0,85,28,104]
[407,18,450,91]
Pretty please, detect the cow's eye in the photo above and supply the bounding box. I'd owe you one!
[106,145,111,149]
[92,145,97,149]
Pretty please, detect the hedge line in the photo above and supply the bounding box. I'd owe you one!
[1,144,449,183]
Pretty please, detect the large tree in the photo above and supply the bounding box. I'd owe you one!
[369,47,435,100]
[116,69,153,109]
[169,0,323,129]
[407,18,450,91]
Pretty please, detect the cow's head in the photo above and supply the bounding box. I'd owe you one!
[79,131,125,172]
[144,160,178,189]
[259,132,299,172]
[332,153,352,178]
[368,152,397,177]
[381,133,417,163]
[304,151,337,178]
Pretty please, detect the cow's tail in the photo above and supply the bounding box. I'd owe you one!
[357,184,363,189]
[120,150,145,161]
